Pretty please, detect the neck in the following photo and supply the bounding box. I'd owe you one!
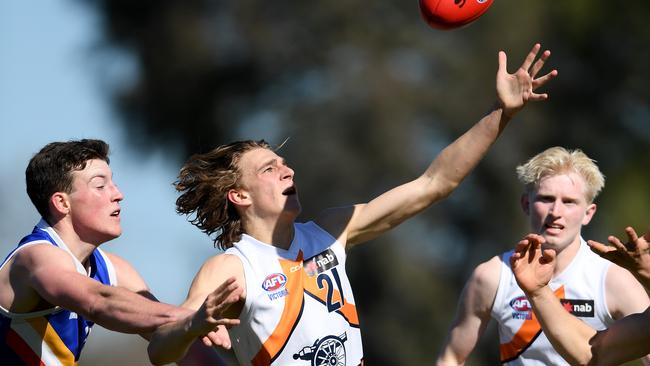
[243,217,295,250]
[49,217,98,266]
[550,236,582,277]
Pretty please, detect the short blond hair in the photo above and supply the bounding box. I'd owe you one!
[516,147,605,203]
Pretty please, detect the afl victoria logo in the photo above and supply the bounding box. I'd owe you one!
[509,296,532,311]
[262,273,287,292]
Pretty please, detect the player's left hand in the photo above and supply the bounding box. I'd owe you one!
[511,233,556,295]
[497,43,558,118]
[190,276,242,349]
[588,227,650,287]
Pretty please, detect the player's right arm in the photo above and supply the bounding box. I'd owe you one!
[148,254,245,366]
[514,233,650,366]
[11,244,188,333]
[436,256,501,365]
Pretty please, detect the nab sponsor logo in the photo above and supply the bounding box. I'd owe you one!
[304,249,339,277]
[560,299,595,317]
[509,296,532,312]
[262,273,287,292]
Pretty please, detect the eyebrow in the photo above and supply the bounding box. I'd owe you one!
[87,173,108,182]
[256,157,285,173]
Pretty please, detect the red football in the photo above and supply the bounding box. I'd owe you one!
[419,0,494,30]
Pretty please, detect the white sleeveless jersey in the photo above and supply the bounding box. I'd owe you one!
[491,238,613,365]
[225,221,364,366]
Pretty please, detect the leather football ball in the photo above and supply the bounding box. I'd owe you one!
[419,0,494,30]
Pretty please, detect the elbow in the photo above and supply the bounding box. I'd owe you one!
[425,175,460,202]
[147,342,167,366]
[566,349,596,366]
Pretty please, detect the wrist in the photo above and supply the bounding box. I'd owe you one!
[525,285,553,302]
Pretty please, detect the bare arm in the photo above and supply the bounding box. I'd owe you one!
[437,257,501,365]
[588,227,650,290]
[511,234,598,365]
[16,244,187,334]
[316,43,558,248]
[148,254,245,366]
[603,263,650,365]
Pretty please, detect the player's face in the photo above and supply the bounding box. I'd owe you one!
[67,159,124,244]
[236,147,301,219]
[522,172,596,252]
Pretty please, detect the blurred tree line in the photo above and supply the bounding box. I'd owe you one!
[77,0,650,364]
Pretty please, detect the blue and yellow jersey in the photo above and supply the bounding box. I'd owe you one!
[0,219,117,366]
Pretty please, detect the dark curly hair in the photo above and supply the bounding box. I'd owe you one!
[175,140,271,249]
[26,139,110,221]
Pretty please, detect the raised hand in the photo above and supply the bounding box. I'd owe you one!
[588,227,650,289]
[497,43,558,118]
[511,233,556,295]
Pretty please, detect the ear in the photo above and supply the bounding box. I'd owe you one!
[582,203,597,225]
[227,188,251,207]
[520,193,530,216]
[50,192,70,216]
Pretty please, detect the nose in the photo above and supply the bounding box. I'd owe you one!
[281,164,295,180]
[548,200,564,217]
[112,183,124,202]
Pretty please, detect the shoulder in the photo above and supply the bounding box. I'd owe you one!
[605,263,650,318]
[459,256,503,315]
[194,254,245,285]
[471,255,503,288]
[467,255,503,292]
[102,251,149,292]
[314,205,362,244]
[185,253,246,309]
[12,242,76,271]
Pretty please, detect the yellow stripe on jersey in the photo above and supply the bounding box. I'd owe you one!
[29,316,76,366]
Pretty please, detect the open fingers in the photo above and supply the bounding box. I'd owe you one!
[497,50,508,75]
[625,226,640,243]
[207,278,241,306]
[529,49,551,78]
[532,69,558,90]
[607,235,631,252]
[587,239,616,256]
[519,43,541,72]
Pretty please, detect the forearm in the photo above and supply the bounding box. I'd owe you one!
[424,105,510,197]
[588,308,650,366]
[527,286,596,365]
[436,347,466,366]
[86,285,186,334]
[148,315,201,365]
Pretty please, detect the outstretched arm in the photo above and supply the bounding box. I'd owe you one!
[588,226,650,290]
[316,43,558,247]
[15,245,189,334]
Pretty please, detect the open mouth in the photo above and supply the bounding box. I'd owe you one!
[282,186,297,196]
[110,209,121,217]
[544,223,563,231]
